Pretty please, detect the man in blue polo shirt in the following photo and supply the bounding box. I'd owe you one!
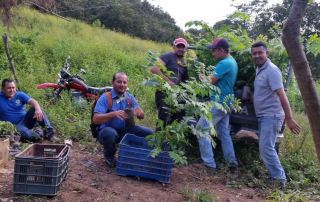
[0,79,58,142]
[92,72,153,167]
[195,38,238,170]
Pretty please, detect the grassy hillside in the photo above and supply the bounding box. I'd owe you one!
[1,7,320,200]
[0,7,174,140]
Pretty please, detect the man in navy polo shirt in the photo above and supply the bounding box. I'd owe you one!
[0,79,58,142]
[92,72,153,167]
[150,38,189,131]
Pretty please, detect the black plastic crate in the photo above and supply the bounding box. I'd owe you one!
[13,144,70,196]
[116,134,173,183]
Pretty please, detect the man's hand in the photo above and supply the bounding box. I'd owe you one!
[112,110,127,121]
[167,80,175,86]
[33,108,44,121]
[287,118,301,134]
[199,73,205,81]
[133,107,144,119]
[133,107,143,117]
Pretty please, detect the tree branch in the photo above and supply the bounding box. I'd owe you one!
[30,2,71,22]
[2,33,19,83]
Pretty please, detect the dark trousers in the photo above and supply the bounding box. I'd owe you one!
[155,91,184,132]
[97,125,153,159]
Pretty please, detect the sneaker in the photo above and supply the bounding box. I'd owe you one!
[105,158,116,168]
[44,129,60,142]
[193,163,216,170]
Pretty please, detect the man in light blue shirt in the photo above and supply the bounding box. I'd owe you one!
[195,38,238,170]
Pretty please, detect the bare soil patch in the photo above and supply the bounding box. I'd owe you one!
[0,143,269,202]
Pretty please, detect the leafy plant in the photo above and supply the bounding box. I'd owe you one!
[181,185,218,202]
[142,50,240,165]
[0,121,18,138]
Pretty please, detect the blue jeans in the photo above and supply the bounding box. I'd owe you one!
[258,116,286,182]
[97,125,153,159]
[196,103,237,168]
[15,107,53,141]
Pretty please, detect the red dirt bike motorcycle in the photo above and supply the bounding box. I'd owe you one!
[37,56,112,102]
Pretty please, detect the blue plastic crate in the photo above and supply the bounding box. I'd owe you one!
[13,144,70,196]
[116,134,173,183]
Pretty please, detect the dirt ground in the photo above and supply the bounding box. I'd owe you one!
[0,143,270,202]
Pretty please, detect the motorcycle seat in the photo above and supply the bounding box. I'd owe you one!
[87,86,113,95]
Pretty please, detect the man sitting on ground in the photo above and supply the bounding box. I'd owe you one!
[0,78,58,142]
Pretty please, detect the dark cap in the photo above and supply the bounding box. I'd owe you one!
[207,38,229,49]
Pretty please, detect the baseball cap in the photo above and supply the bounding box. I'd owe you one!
[174,38,187,47]
[207,38,229,49]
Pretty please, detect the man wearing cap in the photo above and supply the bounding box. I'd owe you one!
[150,38,189,131]
[251,41,301,188]
[195,38,238,170]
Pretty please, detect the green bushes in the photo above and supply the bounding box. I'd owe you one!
[0,7,169,140]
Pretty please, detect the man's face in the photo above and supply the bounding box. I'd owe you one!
[173,44,187,58]
[212,48,224,61]
[251,46,269,67]
[111,73,128,95]
[1,81,16,99]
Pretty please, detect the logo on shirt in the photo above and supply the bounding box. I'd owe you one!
[258,74,263,80]
[15,99,21,105]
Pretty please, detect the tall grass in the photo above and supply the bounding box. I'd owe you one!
[0,7,169,138]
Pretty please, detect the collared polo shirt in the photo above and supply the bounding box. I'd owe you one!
[94,89,140,130]
[253,59,285,117]
[0,91,30,124]
[159,52,189,85]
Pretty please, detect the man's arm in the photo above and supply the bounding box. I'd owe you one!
[27,98,44,121]
[92,111,128,125]
[150,58,175,86]
[275,88,301,134]
[210,75,220,85]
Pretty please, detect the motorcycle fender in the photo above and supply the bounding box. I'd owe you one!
[86,93,98,101]
[37,83,60,89]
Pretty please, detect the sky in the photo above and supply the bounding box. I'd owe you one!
[146,0,311,30]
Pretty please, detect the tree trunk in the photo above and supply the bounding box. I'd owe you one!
[282,0,320,165]
[2,33,19,83]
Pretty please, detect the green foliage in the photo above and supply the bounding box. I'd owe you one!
[0,121,18,137]
[56,0,182,43]
[229,0,320,80]
[143,50,240,165]
[181,185,218,202]
[306,33,320,57]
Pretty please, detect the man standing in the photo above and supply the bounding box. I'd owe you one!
[92,72,153,167]
[150,38,189,131]
[0,79,58,142]
[195,38,238,169]
[251,41,301,187]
